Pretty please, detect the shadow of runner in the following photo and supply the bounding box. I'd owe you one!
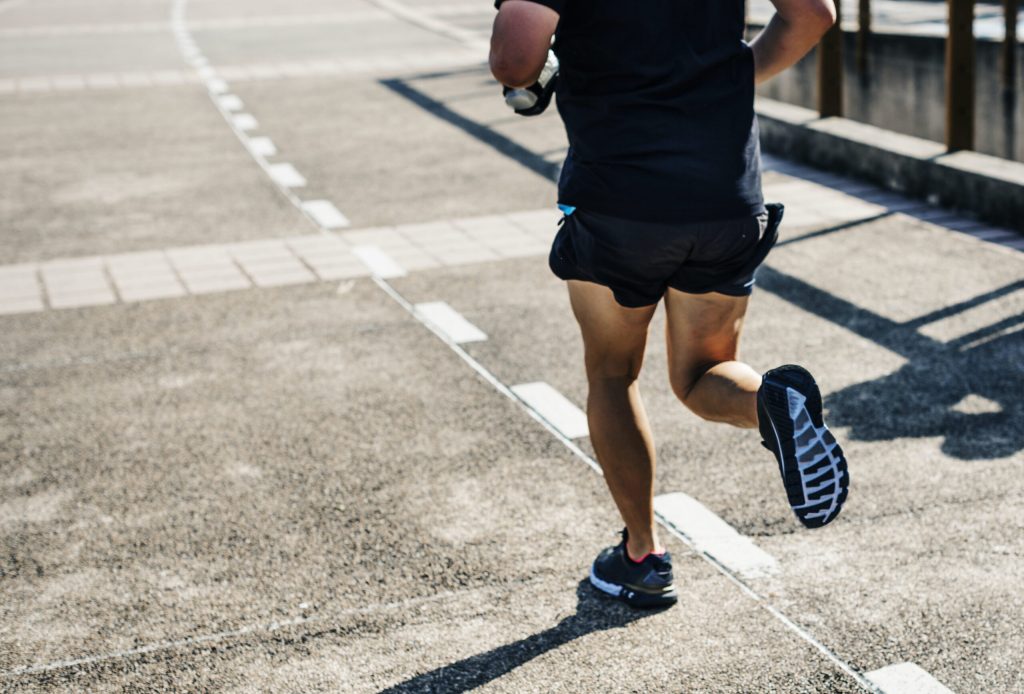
[758,267,1024,460]
[379,580,663,693]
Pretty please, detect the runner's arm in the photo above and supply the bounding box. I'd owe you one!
[489,0,559,88]
[750,0,837,85]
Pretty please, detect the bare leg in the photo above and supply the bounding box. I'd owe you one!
[567,280,662,559]
[664,288,761,429]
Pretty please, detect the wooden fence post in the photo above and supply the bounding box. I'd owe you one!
[818,0,844,116]
[946,0,976,151]
[857,0,872,76]
[1003,0,1019,90]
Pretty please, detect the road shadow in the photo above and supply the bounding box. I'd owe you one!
[380,75,560,183]
[759,269,1024,460]
[378,580,663,693]
[384,64,1024,461]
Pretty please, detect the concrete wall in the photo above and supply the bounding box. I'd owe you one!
[752,27,1024,162]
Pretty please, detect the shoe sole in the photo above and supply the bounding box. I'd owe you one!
[758,365,849,529]
[589,565,678,609]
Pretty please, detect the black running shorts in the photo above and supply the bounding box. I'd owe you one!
[549,203,783,308]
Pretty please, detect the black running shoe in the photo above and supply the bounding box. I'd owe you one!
[589,529,678,608]
[757,364,849,529]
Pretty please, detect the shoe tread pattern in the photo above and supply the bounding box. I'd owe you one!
[758,365,849,528]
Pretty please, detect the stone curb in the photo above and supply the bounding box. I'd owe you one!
[756,97,1024,233]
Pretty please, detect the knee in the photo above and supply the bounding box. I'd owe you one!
[585,351,645,386]
[669,363,714,414]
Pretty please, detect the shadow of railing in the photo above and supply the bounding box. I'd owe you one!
[759,268,1024,460]
[378,580,661,693]
[380,75,561,182]
[384,66,1024,461]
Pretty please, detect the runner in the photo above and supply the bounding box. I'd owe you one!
[490,0,850,608]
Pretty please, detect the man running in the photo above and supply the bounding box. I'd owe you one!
[490,0,849,608]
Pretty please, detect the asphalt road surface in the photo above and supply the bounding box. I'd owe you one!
[2,1,1023,692]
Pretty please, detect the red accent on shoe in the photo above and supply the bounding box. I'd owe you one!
[626,549,666,564]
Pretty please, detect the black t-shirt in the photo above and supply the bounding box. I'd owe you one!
[496,0,764,224]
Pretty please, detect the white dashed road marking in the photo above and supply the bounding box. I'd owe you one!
[206,78,228,94]
[413,302,487,344]
[654,492,779,578]
[217,94,243,111]
[866,663,955,694]
[352,245,406,279]
[266,163,307,188]
[245,136,277,158]
[230,113,258,131]
[510,382,589,440]
[301,199,350,229]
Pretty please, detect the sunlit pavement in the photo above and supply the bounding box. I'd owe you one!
[1,1,1022,692]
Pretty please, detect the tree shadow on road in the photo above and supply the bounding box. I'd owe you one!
[378,580,662,693]
[759,268,1024,460]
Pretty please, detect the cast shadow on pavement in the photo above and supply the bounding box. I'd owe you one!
[385,65,1024,461]
[759,269,1024,460]
[378,580,662,693]
[380,75,561,183]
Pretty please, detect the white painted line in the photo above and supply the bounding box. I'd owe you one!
[414,302,487,344]
[352,245,406,279]
[373,276,880,693]
[245,136,277,158]
[232,113,258,131]
[867,663,954,694]
[206,78,228,94]
[217,94,244,111]
[1,579,516,677]
[267,163,306,188]
[510,382,589,439]
[197,66,215,79]
[654,492,778,578]
[301,199,349,229]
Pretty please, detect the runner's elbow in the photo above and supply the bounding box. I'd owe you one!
[807,0,837,35]
[489,52,540,88]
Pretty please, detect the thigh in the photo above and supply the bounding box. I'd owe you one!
[664,287,751,391]
[568,280,658,379]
